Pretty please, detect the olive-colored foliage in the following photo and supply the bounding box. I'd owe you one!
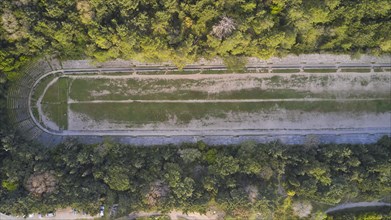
[0,0,390,78]
[0,131,390,218]
[1,180,17,191]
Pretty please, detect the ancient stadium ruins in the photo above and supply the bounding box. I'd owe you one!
[7,55,391,146]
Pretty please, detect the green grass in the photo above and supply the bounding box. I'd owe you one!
[70,102,270,125]
[267,75,290,86]
[69,77,341,101]
[257,68,269,73]
[289,74,308,83]
[70,77,192,100]
[214,89,325,99]
[136,71,166,75]
[68,76,390,101]
[32,106,40,122]
[168,70,199,74]
[304,69,336,73]
[37,73,390,130]
[40,77,69,129]
[70,100,391,125]
[270,75,281,83]
[99,71,133,76]
[201,70,233,74]
[340,68,371,73]
[31,75,57,100]
[42,103,68,130]
[69,78,112,101]
[42,77,70,103]
[272,69,301,73]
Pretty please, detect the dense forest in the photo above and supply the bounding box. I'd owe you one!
[0,121,390,219]
[1,0,390,78]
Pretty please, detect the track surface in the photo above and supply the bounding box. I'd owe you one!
[8,58,391,146]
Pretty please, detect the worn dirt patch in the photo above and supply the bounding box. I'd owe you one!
[68,107,391,131]
[70,73,391,100]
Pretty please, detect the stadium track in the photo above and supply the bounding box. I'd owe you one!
[7,58,391,147]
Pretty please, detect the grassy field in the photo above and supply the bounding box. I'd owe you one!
[31,75,56,101]
[31,75,60,127]
[272,69,301,73]
[68,75,379,101]
[341,68,371,73]
[41,77,69,129]
[373,68,384,72]
[70,100,391,125]
[69,77,336,101]
[32,71,390,131]
[42,103,68,129]
[42,77,69,103]
[304,69,337,73]
[65,73,391,100]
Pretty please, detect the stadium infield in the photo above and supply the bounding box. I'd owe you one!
[31,71,391,133]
